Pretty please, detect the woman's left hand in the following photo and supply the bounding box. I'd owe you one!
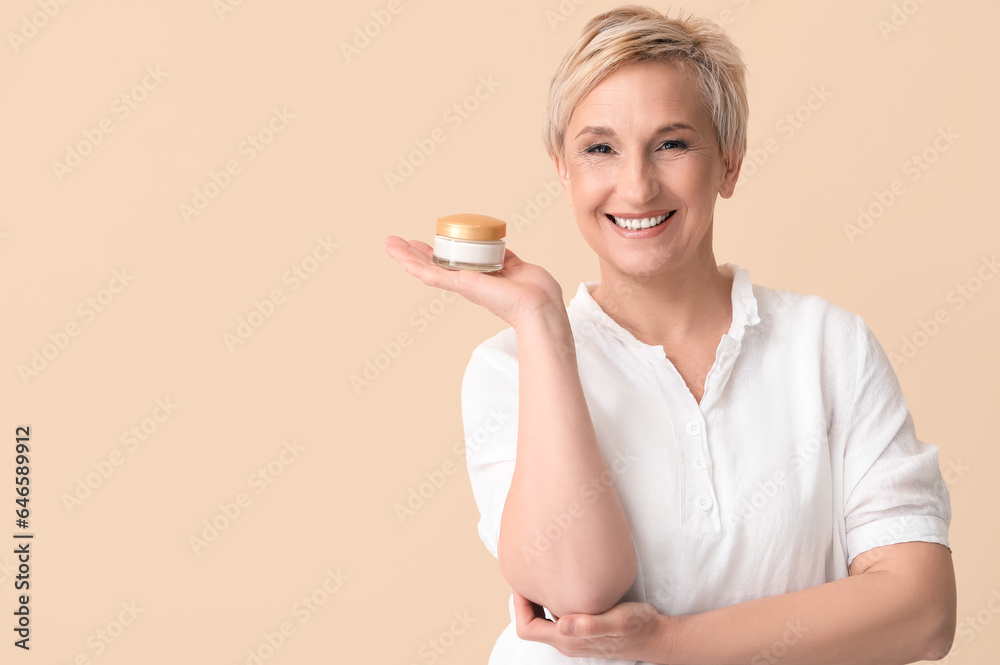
[512,589,670,661]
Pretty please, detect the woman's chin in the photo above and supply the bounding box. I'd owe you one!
[603,247,679,279]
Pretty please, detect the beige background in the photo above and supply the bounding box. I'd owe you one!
[1,0,997,662]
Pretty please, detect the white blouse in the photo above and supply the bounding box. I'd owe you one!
[460,263,952,664]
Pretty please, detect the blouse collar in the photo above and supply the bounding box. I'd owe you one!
[568,263,761,346]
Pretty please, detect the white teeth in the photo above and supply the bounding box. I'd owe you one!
[609,213,670,230]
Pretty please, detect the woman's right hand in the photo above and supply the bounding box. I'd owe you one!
[383,236,565,329]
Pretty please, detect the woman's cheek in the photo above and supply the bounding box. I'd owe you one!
[572,161,616,192]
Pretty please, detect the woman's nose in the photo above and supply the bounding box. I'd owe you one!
[616,151,660,204]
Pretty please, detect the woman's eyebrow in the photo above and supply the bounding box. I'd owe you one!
[574,123,697,139]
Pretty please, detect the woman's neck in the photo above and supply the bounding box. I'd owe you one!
[590,254,734,348]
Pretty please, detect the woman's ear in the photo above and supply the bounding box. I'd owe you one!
[554,155,573,206]
[719,153,742,199]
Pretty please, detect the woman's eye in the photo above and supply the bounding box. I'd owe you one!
[659,140,687,150]
[584,143,612,154]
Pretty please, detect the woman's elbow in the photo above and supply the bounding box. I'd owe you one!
[913,593,957,661]
[497,543,637,618]
[524,569,636,619]
[567,567,638,616]
[921,612,957,661]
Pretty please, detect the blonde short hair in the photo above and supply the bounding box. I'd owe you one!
[543,5,749,169]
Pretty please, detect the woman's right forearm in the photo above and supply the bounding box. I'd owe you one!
[497,303,636,619]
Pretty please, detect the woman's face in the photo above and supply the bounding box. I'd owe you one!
[555,60,741,281]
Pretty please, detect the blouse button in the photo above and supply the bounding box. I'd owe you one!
[686,420,701,436]
[694,457,707,470]
[696,495,714,511]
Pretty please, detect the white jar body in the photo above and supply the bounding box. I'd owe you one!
[432,235,505,272]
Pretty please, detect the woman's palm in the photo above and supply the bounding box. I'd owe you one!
[383,236,564,328]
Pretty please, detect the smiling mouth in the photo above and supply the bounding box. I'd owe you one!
[606,211,674,231]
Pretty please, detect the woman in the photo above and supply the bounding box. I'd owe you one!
[383,5,956,663]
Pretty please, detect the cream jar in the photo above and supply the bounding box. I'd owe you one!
[432,213,506,272]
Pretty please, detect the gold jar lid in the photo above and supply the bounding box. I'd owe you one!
[436,213,506,241]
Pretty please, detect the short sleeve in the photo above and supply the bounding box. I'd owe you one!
[461,336,519,559]
[842,317,952,565]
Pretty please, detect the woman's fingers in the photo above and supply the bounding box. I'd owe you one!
[383,236,432,266]
[385,236,524,279]
[383,236,438,265]
[495,246,523,264]
[383,236,558,328]
[383,235,423,259]
[383,235,472,291]
[512,590,557,643]
[408,239,435,259]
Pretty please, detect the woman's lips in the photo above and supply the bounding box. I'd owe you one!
[605,211,675,237]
